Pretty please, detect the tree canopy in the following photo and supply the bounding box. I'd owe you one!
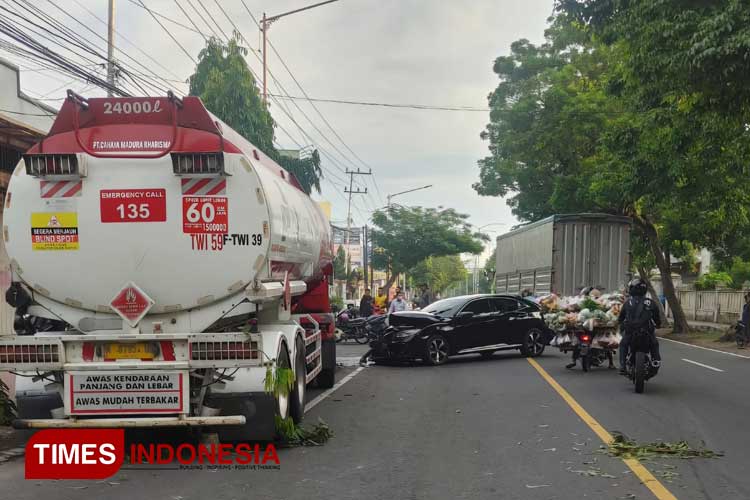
[474,10,750,332]
[410,255,468,296]
[370,205,486,290]
[189,34,323,195]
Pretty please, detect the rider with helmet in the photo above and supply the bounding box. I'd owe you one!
[618,278,662,375]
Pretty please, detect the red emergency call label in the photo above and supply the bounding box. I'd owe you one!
[182,196,228,234]
[100,189,167,223]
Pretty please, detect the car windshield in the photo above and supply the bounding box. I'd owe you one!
[422,297,466,318]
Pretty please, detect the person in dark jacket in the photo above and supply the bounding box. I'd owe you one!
[618,278,661,374]
[359,288,374,318]
[740,292,750,348]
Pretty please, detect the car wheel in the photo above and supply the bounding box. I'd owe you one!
[424,335,449,366]
[522,328,546,357]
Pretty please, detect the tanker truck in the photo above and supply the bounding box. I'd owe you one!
[0,91,337,440]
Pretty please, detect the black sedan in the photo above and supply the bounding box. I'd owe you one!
[368,294,553,365]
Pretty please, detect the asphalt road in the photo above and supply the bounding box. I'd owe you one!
[0,339,746,500]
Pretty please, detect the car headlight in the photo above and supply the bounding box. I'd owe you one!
[394,329,419,341]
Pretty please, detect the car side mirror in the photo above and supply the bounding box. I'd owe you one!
[455,311,474,323]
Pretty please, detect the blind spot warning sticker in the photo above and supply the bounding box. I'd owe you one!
[31,212,79,251]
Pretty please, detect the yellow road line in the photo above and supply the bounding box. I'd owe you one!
[526,358,678,500]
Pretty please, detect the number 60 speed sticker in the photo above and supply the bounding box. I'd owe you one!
[182,196,228,234]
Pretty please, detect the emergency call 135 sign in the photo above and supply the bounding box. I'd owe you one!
[100,189,167,223]
[182,196,228,234]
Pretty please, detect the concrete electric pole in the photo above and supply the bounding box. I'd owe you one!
[107,0,116,96]
[343,169,371,298]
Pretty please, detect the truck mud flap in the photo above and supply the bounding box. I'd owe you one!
[204,392,276,442]
[17,392,63,420]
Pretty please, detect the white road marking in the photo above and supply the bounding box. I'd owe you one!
[305,366,365,413]
[661,337,750,359]
[681,358,724,372]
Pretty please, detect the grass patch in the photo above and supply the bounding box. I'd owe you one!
[602,433,722,461]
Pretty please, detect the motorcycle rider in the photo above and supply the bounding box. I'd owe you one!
[619,278,661,375]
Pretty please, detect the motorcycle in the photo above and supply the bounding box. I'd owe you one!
[335,310,369,344]
[364,314,388,341]
[565,330,615,372]
[623,330,659,393]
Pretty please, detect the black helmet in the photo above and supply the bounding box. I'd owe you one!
[628,278,647,296]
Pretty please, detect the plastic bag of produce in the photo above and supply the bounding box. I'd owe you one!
[609,332,622,348]
[582,318,597,331]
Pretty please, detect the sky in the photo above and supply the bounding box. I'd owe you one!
[5,0,555,263]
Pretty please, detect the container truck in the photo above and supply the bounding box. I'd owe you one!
[0,91,336,440]
[495,214,631,297]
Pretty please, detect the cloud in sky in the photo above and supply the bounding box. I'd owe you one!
[11,0,554,236]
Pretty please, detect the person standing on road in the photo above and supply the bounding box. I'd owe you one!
[740,292,750,348]
[388,291,408,313]
[360,288,374,318]
[417,284,432,309]
[374,287,387,314]
[618,278,661,374]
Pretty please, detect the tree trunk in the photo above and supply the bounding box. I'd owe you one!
[637,264,668,326]
[383,274,399,294]
[639,218,690,334]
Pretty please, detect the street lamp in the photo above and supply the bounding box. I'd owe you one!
[383,184,432,292]
[261,0,340,104]
[386,185,433,207]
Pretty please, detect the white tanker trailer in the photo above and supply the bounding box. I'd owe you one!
[0,92,336,439]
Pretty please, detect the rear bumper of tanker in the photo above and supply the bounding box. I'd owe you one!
[0,332,277,431]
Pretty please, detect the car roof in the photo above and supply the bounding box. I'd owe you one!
[441,293,524,301]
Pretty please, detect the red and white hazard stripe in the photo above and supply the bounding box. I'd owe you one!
[181,178,226,196]
[40,180,82,198]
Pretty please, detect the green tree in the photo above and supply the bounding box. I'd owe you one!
[189,34,323,194]
[474,16,750,333]
[371,206,486,291]
[333,245,346,280]
[410,255,468,295]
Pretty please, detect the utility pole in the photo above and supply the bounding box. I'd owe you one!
[344,168,371,299]
[260,0,340,105]
[107,0,116,96]
[363,225,369,293]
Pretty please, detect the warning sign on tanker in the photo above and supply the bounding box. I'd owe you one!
[67,371,185,415]
[30,212,79,251]
[182,196,228,234]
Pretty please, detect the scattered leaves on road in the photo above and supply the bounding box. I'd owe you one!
[603,433,723,460]
[276,417,333,447]
[568,465,617,479]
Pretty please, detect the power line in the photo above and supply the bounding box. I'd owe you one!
[184,0,221,40]
[238,2,383,207]
[124,0,203,35]
[269,94,491,112]
[172,0,208,42]
[135,0,196,65]
[194,0,228,41]
[68,0,188,83]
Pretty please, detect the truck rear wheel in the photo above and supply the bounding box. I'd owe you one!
[289,336,306,424]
